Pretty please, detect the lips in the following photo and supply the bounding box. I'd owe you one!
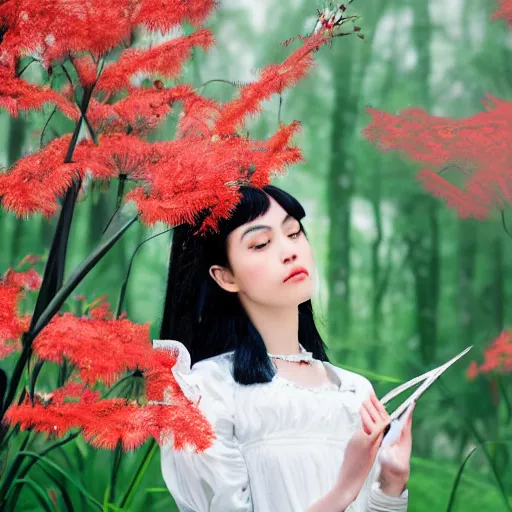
[284,267,309,282]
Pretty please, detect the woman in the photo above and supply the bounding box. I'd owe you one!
[154,185,413,512]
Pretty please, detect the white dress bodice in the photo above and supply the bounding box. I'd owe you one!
[155,340,408,512]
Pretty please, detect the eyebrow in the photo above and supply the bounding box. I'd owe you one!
[240,214,295,241]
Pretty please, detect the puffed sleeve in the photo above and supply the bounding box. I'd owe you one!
[348,374,409,512]
[153,340,253,512]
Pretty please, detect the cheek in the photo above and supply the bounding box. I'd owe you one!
[300,237,314,262]
[231,252,277,295]
[238,258,272,288]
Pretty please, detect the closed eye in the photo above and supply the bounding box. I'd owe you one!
[250,230,301,250]
[251,240,270,250]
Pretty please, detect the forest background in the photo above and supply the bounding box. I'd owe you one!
[1,0,511,510]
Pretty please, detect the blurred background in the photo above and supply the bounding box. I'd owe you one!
[1,0,511,510]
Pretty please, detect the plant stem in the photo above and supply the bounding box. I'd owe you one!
[108,441,123,504]
[1,431,80,510]
[118,440,157,509]
[2,335,31,416]
[0,430,32,504]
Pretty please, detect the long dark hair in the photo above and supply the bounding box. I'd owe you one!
[159,184,330,385]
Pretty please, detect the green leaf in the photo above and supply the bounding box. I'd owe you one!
[8,478,57,512]
[115,228,171,318]
[118,440,158,509]
[16,451,103,511]
[29,178,82,333]
[446,441,512,512]
[31,214,138,339]
[407,454,511,511]
[338,364,403,383]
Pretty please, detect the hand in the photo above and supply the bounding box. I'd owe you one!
[336,391,391,503]
[377,403,415,494]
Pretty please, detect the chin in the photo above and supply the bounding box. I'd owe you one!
[291,287,313,306]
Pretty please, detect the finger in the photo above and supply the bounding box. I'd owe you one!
[400,403,415,432]
[399,403,415,446]
[369,393,386,421]
[371,393,391,423]
[391,404,414,446]
[363,398,381,424]
[360,405,374,435]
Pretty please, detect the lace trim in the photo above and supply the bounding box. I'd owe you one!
[271,375,340,393]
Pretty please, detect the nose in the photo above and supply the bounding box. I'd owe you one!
[280,237,298,264]
[282,252,297,264]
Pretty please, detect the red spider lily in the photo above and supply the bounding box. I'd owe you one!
[492,0,512,25]
[133,0,216,33]
[125,121,304,232]
[214,33,328,136]
[0,283,29,358]
[1,107,304,230]
[0,0,133,67]
[2,290,216,452]
[0,73,80,120]
[1,32,328,228]
[76,133,160,180]
[86,83,217,136]
[0,264,42,358]
[466,330,512,380]
[4,380,216,452]
[33,312,151,386]
[96,30,214,94]
[176,87,221,138]
[72,55,99,89]
[87,88,174,135]
[30,297,198,398]
[363,95,512,220]
[0,135,96,218]
[0,0,216,69]
[466,361,479,380]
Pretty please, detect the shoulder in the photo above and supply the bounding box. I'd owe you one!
[191,352,236,393]
[189,352,238,420]
[191,350,235,379]
[325,361,374,397]
[152,340,236,404]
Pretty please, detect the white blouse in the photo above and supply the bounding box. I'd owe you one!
[154,340,409,512]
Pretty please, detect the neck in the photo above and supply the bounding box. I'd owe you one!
[239,296,301,355]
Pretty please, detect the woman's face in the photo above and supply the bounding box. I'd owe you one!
[209,196,315,308]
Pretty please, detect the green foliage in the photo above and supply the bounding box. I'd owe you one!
[1,0,511,510]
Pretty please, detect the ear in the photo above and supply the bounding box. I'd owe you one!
[209,265,239,293]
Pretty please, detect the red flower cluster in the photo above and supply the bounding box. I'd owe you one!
[363,95,512,220]
[5,380,215,452]
[2,290,216,452]
[0,0,214,68]
[492,0,512,25]
[0,259,42,358]
[0,20,328,230]
[96,30,214,93]
[466,330,512,380]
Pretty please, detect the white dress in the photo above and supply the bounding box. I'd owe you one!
[154,340,409,512]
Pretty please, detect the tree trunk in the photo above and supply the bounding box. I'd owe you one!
[326,41,355,361]
[457,220,477,347]
[327,4,387,362]
[369,9,400,370]
[409,0,438,367]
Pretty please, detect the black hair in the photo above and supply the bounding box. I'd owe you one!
[159,184,330,385]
